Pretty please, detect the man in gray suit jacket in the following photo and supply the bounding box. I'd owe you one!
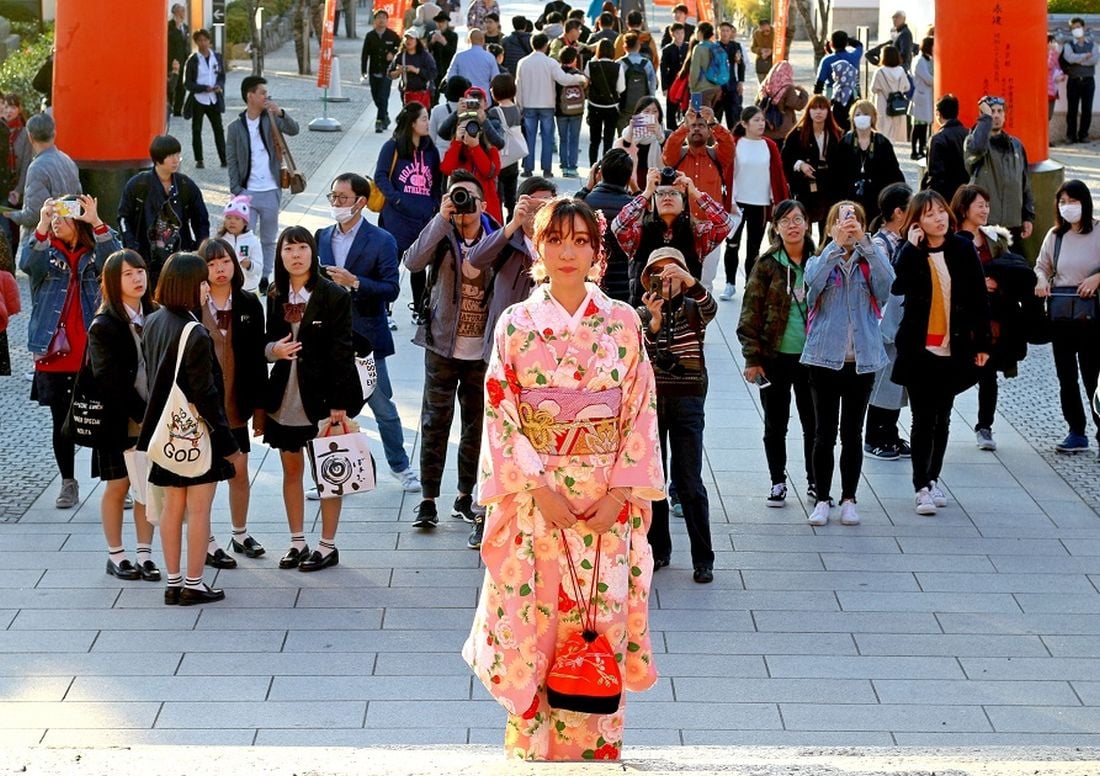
[226,75,299,291]
[4,113,81,250]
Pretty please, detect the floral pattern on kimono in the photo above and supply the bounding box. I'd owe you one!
[462,282,665,761]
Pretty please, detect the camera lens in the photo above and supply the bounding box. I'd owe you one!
[464,120,480,136]
[450,187,477,214]
[660,166,677,186]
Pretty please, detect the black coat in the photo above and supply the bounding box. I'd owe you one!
[578,182,634,303]
[117,171,210,288]
[86,308,147,451]
[167,20,190,69]
[217,289,268,422]
[264,277,364,424]
[182,50,227,116]
[361,27,401,76]
[781,127,840,223]
[921,119,969,202]
[891,234,993,394]
[833,131,905,223]
[137,308,238,458]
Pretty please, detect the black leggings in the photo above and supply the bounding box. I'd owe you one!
[908,384,954,491]
[911,124,929,157]
[760,354,815,486]
[808,364,874,503]
[725,203,767,287]
[49,401,75,480]
[587,105,619,166]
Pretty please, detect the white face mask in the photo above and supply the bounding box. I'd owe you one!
[853,114,873,131]
[1059,203,1083,224]
[330,205,357,224]
[1073,27,1086,39]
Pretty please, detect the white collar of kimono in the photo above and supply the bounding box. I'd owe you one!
[530,282,608,334]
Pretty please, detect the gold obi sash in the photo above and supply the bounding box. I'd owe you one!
[518,387,622,457]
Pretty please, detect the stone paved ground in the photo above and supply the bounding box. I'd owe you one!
[3,3,1100,756]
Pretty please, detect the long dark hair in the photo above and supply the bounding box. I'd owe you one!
[1055,178,1094,236]
[868,182,912,233]
[631,96,664,125]
[733,105,762,139]
[197,237,245,291]
[271,226,322,300]
[393,101,431,158]
[792,94,842,147]
[763,199,815,259]
[99,249,156,322]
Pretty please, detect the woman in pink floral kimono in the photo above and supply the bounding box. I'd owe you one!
[462,197,665,761]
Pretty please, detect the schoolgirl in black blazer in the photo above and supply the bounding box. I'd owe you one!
[263,226,363,573]
[87,249,159,583]
[197,238,269,568]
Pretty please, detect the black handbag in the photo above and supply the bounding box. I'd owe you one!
[1047,233,1100,323]
[62,351,109,447]
[885,91,909,116]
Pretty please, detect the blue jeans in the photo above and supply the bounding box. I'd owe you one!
[648,394,714,567]
[363,356,411,473]
[556,115,581,171]
[522,107,555,174]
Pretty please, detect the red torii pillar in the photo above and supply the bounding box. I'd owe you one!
[935,0,1063,260]
[53,0,168,227]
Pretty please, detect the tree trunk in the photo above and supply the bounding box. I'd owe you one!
[792,0,830,68]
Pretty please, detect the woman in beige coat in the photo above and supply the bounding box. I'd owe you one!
[870,45,910,144]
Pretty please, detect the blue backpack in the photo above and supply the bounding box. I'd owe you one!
[703,42,730,87]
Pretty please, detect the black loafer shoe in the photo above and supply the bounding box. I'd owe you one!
[653,556,670,572]
[179,585,226,606]
[139,560,162,582]
[298,548,339,573]
[230,536,266,558]
[205,548,238,569]
[278,544,310,569]
[693,565,714,584]
[106,559,141,580]
[164,586,181,606]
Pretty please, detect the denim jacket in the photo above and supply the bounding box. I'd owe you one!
[20,228,121,354]
[800,235,893,374]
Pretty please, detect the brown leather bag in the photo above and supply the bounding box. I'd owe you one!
[270,115,307,194]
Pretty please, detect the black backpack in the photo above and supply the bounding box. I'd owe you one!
[620,58,651,114]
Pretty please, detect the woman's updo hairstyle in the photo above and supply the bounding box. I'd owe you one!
[530,197,607,284]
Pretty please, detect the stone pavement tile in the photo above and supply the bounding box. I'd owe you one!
[753,611,942,634]
[1069,682,1100,705]
[937,612,1100,635]
[156,701,366,730]
[893,731,1100,746]
[961,657,1100,680]
[681,730,895,746]
[836,591,1022,613]
[645,654,769,678]
[208,567,392,589]
[695,551,824,571]
[194,607,383,631]
[1065,538,1100,556]
[9,608,199,631]
[767,655,965,680]
[388,568,486,587]
[1043,635,1100,658]
[0,676,71,701]
[854,633,1049,657]
[0,550,129,570]
[1015,593,1100,614]
[647,609,755,632]
[0,701,160,728]
[732,535,902,554]
[282,628,470,654]
[821,552,997,572]
[673,677,875,704]
[2,535,68,552]
[40,729,256,746]
[381,607,487,630]
[257,728,471,746]
[34,569,157,588]
[92,630,287,654]
[372,652,472,677]
[915,572,1094,594]
[177,653,375,677]
[322,549,480,569]
[652,564,744,586]
[0,630,97,653]
[990,555,1100,574]
[896,536,1069,556]
[873,679,1079,706]
[780,703,992,732]
[939,463,1026,488]
[937,487,1040,512]
[365,700,501,728]
[1043,500,1100,529]
[627,702,782,730]
[115,587,294,609]
[67,676,270,702]
[269,675,471,702]
[0,610,14,629]
[3,588,120,609]
[740,570,920,592]
[965,514,1065,539]
[663,631,856,656]
[653,590,840,612]
[0,570,48,588]
[985,705,1100,733]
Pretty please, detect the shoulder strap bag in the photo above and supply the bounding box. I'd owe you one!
[62,345,110,447]
[1047,232,1100,323]
[147,320,214,477]
[270,115,307,195]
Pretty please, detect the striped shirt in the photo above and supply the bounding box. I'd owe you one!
[642,282,717,396]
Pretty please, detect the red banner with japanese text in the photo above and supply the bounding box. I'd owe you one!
[316,0,337,88]
[377,0,408,35]
[772,0,789,61]
[696,0,713,25]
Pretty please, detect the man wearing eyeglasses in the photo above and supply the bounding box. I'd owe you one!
[313,173,422,496]
[964,96,1036,248]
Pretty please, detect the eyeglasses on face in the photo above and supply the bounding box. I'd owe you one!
[654,188,681,199]
[778,216,806,227]
[326,193,357,204]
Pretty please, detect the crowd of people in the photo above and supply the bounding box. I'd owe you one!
[3,2,1100,763]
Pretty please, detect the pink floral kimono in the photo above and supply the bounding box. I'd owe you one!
[462,282,664,761]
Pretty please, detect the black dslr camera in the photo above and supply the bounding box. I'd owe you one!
[458,97,481,137]
[659,166,678,186]
[450,187,478,214]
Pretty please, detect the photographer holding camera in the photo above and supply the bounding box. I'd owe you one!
[613,166,738,306]
[637,246,717,584]
[440,88,503,222]
[402,170,499,545]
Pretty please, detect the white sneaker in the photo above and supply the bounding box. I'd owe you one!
[975,428,996,451]
[839,499,860,526]
[765,482,787,508]
[808,501,830,526]
[392,467,422,493]
[718,283,735,301]
[306,487,320,501]
[915,488,937,516]
[929,480,947,508]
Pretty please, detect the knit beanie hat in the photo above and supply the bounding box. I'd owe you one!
[224,195,251,223]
